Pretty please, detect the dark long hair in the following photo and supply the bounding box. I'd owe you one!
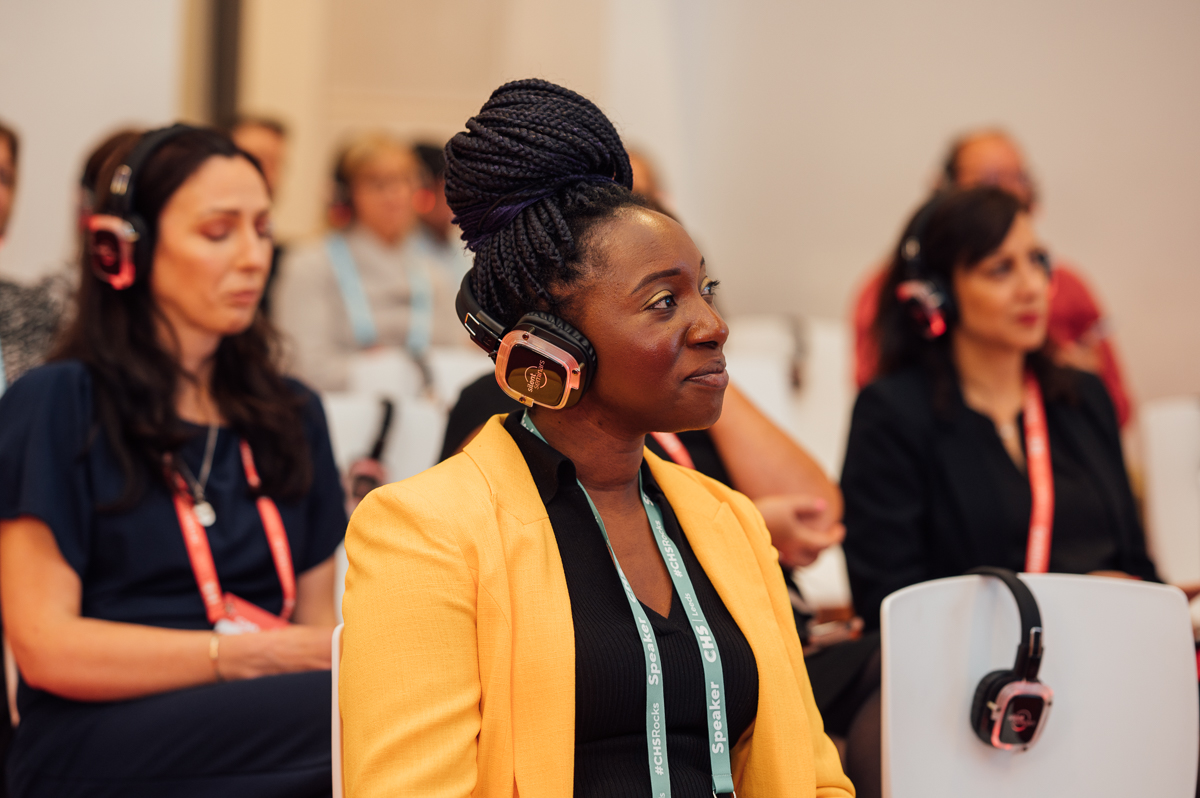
[874,186,1075,411]
[52,126,311,508]
[444,79,647,327]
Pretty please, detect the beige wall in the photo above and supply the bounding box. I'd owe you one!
[241,0,1200,403]
[0,0,183,279]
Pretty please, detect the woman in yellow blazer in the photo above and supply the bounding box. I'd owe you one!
[340,78,855,798]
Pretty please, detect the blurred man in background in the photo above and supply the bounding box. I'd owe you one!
[230,116,289,312]
[412,141,471,281]
[0,119,72,397]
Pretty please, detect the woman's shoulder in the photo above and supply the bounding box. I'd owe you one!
[1048,367,1120,436]
[854,366,938,427]
[0,361,94,456]
[2,359,92,406]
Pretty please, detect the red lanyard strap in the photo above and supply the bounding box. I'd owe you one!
[238,440,297,621]
[169,439,296,625]
[649,431,696,470]
[1023,373,1054,573]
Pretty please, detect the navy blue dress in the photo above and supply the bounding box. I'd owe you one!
[0,361,347,798]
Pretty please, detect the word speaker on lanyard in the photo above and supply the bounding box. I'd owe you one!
[1022,372,1054,574]
[168,439,297,634]
[521,412,737,798]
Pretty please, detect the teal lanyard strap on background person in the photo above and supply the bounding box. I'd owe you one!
[326,234,378,348]
[326,233,435,356]
[521,411,737,798]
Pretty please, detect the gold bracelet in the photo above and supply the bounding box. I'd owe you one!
[209,632,223,682]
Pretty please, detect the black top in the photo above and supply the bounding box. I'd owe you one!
[841,367,1158,629]
[441,373,731,485]
[0,361,348,717]
[504,412,758,797]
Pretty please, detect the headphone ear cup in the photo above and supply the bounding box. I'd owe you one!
[971,669,1016,744]
[521,311,598,393]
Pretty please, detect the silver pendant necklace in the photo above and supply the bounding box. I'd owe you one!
[177,424,219,527]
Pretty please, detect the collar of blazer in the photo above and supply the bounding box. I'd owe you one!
[460,414,800,793]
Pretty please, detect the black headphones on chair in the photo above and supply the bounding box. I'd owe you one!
[967,567,1054,751]
[86,124,195,290]
[455,271,597,409]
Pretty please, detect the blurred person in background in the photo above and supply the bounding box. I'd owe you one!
[853,129,1134,428]
[229,116,289,314]
[273,132,462,392]
[0,119,72,398]
[841,187,1159,798]
[842,186,1158,633]
[627,146,677,218]
[412,141,472,281]
[0,125,345,797]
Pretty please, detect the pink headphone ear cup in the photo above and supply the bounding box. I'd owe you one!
[86,215,139,290]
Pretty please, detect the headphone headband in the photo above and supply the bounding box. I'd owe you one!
[88,124,198,290]
[455,271,506,358]
[967,567,1044,682]
[100,124,193,218]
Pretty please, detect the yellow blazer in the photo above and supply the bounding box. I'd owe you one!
[340,416,854,797]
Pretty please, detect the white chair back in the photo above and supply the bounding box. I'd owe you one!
[322,392,447,485]
[1143,396,1200,584]
[426,346,495,409]
[331,623,344,798]
[347,348,427,400]
[724,315,797,436]
[881,573,1197,798]
[322,391,448,620]
[791,317,853,477]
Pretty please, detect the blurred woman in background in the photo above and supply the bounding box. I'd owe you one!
[273,132,462,392]
[0,125,345,797]
[842,186,1157,632]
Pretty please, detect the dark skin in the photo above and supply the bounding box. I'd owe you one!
[529,207,727,617]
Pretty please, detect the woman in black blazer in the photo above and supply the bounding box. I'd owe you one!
[842,187,1158,631]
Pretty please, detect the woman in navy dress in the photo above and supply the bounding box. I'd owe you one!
[0,126,346,797]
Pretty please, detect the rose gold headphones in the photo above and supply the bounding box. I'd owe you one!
[455,271,597,410]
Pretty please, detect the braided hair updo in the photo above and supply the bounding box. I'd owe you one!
[445,79,646,326]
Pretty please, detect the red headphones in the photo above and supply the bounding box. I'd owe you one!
[86,125,194,290]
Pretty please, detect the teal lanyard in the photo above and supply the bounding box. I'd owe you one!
[325,233,434,356]
[521,412,736,797]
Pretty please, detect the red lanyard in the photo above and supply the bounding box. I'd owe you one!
[649,431,696,470]
[169,439,296,626]
[1023,373,1055,573]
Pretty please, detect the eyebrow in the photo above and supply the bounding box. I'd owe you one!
[630,268,682,296]
[628,258,706,297]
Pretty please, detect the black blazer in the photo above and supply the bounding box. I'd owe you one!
[841,367,1158,629]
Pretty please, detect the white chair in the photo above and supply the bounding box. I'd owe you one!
[426,345,495,409]
[724,314,797,436]
[347,348,427,400]
[331,623,344,798]
[1143,397,1200,585]
[322,391,447,621]
[791,316,853,478]
[881,573,1197,797]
